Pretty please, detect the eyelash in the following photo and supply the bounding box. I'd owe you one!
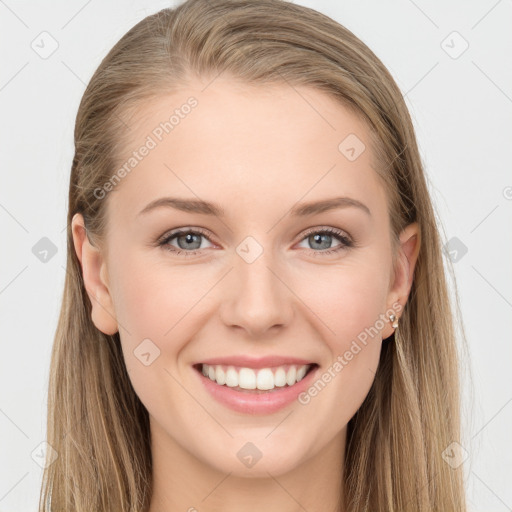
[156,226,354,257]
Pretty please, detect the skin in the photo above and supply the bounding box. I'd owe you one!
[72,77,420,512]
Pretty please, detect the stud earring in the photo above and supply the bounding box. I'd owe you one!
[389,313,399,329]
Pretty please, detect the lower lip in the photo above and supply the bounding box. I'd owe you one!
[194,364,319,415]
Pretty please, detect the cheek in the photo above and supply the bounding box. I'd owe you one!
[296,260,388,397]
[296,258,390,341]
[294,268,386,426]
[110,251,192,337]
[109,252,217,381]
[109,254,196,413]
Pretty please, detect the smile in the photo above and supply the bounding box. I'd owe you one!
[198,363,314,391]
[193,362,320,414]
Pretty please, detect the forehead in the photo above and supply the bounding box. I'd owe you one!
[107,78,387,223]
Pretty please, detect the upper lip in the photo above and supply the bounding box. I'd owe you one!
[194,355,316,369]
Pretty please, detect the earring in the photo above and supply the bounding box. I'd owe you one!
[389,313,399,329]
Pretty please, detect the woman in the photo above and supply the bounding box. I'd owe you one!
[39,0,468,510]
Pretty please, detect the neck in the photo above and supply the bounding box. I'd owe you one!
[147,420,346,512]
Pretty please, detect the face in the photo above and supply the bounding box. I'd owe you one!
[73,77,419,478]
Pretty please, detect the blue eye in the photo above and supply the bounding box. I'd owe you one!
[297,227,353,256]
[157,226,353,257]
[158,227,213,256]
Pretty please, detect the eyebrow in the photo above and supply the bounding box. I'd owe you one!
[137,196,371,218]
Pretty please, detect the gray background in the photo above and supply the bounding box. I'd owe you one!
[1,0,511,510]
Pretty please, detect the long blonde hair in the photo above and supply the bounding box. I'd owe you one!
[39,0,468,510]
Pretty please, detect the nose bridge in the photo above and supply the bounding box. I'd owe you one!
[221,235,293,335]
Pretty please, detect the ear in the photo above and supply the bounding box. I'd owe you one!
[382,222,421,339]
[71,213,118,335]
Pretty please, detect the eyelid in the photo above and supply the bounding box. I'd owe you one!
[157,225,354,255]
[299,225,352,242]
[156,226,215,245]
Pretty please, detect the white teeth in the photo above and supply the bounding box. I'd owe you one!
[200,363,312,390]
[286,366,297,386]
[225,367,238,387]
[239,368,256,389]
[216,366,226,385]
[274,367,287,387]
[296,365,308,381]
[256,368,274,390]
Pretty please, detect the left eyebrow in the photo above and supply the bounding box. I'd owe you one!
[137,195,371,218]
[289,196,371,217]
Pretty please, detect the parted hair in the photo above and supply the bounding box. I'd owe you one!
[39,1,468,510]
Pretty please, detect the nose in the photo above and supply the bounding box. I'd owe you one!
[219,244,294,338]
